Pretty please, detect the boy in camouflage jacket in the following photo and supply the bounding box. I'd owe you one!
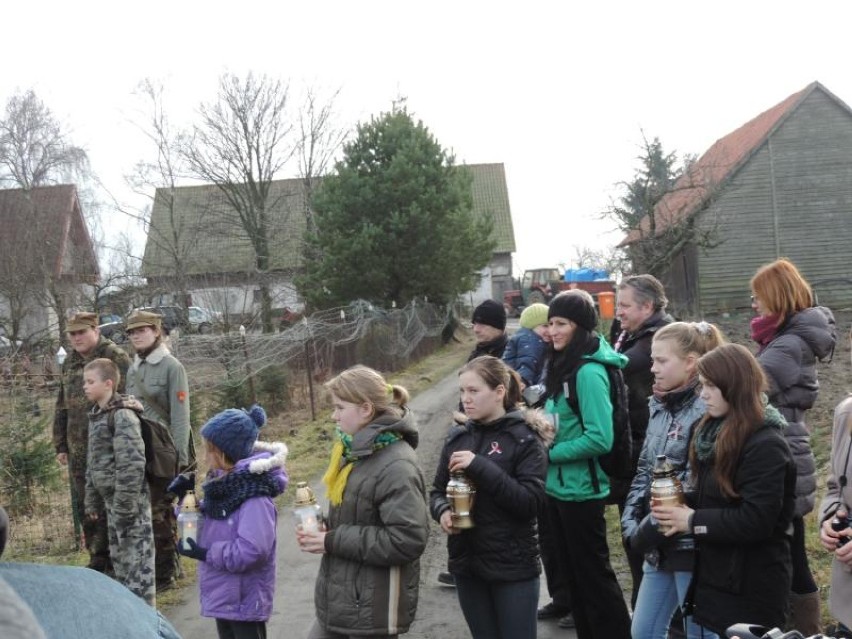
[83,358,155,606]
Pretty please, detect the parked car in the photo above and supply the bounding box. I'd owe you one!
[188,306,221,334]
[97,316,126,344]
[137,306,190,334]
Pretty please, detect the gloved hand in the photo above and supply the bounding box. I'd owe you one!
[167,472,196,500]
[177,537,207,562]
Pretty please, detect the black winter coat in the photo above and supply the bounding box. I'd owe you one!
[685,419,795,634]
[429,410,548,582]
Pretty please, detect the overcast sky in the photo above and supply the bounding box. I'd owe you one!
[3,1,850,275]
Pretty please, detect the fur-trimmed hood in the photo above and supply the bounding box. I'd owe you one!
[453,407,555,447]
[519,407,556,447]
[242,440,289,474]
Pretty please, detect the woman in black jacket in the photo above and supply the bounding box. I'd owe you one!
[653,343,796,636]
[430,356,550,639]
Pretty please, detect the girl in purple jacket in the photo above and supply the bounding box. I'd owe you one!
[174,404,288,639]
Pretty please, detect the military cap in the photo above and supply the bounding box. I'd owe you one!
[66,312,98,332]
[126,310,163,331]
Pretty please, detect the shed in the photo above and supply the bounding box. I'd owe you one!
[622,81,852,315]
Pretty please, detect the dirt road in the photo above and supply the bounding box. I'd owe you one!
[165,369,577,638]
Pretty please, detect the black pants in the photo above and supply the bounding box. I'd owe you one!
[215,619,267,639]
[790,515,818,593]
[540,497,573,609]
[549,496,631,639]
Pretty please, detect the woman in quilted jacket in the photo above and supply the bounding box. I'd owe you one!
[750,258,836,634]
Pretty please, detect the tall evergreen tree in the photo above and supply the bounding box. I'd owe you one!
[299,105,494,309]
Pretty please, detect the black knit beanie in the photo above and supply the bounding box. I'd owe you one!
[548,290,598,331]
[472,299,507,331]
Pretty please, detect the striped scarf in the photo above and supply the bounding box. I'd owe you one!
[322,426,402,506]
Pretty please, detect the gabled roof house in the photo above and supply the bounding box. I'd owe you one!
[622,81,852,314]
[0,184,98,339]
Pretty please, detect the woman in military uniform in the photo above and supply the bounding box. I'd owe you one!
[124,309,191,592]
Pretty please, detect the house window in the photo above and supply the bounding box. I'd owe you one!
[252,289,263,304]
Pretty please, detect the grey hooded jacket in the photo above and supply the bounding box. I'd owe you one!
[757,305,836,516]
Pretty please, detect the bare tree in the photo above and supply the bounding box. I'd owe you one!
[565,245,622,277]
[0,89,88,188]
[124,79,197,313]
[183,72,296,333]
[0,90,96,342]
[295,86,346,233]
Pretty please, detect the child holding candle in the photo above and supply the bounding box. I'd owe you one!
[298,365,428,639]
[173,404,288,639]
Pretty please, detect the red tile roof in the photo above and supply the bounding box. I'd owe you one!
[620,82,826,246]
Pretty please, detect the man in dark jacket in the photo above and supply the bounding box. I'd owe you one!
[468,299,508,360]
[53,312,131,574]
[612,275,673,609]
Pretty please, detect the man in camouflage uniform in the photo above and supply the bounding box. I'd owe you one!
[125,310,192,591]
[53,312,131,573]
[83,358,155,606]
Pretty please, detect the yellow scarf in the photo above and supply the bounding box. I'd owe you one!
[322,440,354,506]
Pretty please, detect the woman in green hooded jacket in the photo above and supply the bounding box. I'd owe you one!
[541,290,631,639]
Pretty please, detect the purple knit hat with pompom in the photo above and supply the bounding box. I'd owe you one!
[200,404,266,462]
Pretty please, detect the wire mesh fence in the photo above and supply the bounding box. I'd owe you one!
[0,299,454,556]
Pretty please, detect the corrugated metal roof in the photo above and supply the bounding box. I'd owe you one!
[142,163,515,278]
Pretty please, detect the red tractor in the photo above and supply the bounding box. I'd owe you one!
[503,268,615,317]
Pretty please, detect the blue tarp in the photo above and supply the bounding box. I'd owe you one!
[564,268,609,282]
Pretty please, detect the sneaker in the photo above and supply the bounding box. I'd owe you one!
[558,614,576,629]
[437,572,456,587]
[537,602,571,620]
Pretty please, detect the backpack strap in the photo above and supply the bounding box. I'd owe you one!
[133,377,170,424]
[564,360,601,495]
[134,373,197,472]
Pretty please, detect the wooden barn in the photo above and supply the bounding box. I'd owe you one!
[622,81,852,315]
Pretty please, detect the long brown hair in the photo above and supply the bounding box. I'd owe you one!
[461,356,523,411]
[690,343,767,499]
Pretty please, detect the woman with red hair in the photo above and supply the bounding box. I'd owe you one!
[749,258,836,634]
